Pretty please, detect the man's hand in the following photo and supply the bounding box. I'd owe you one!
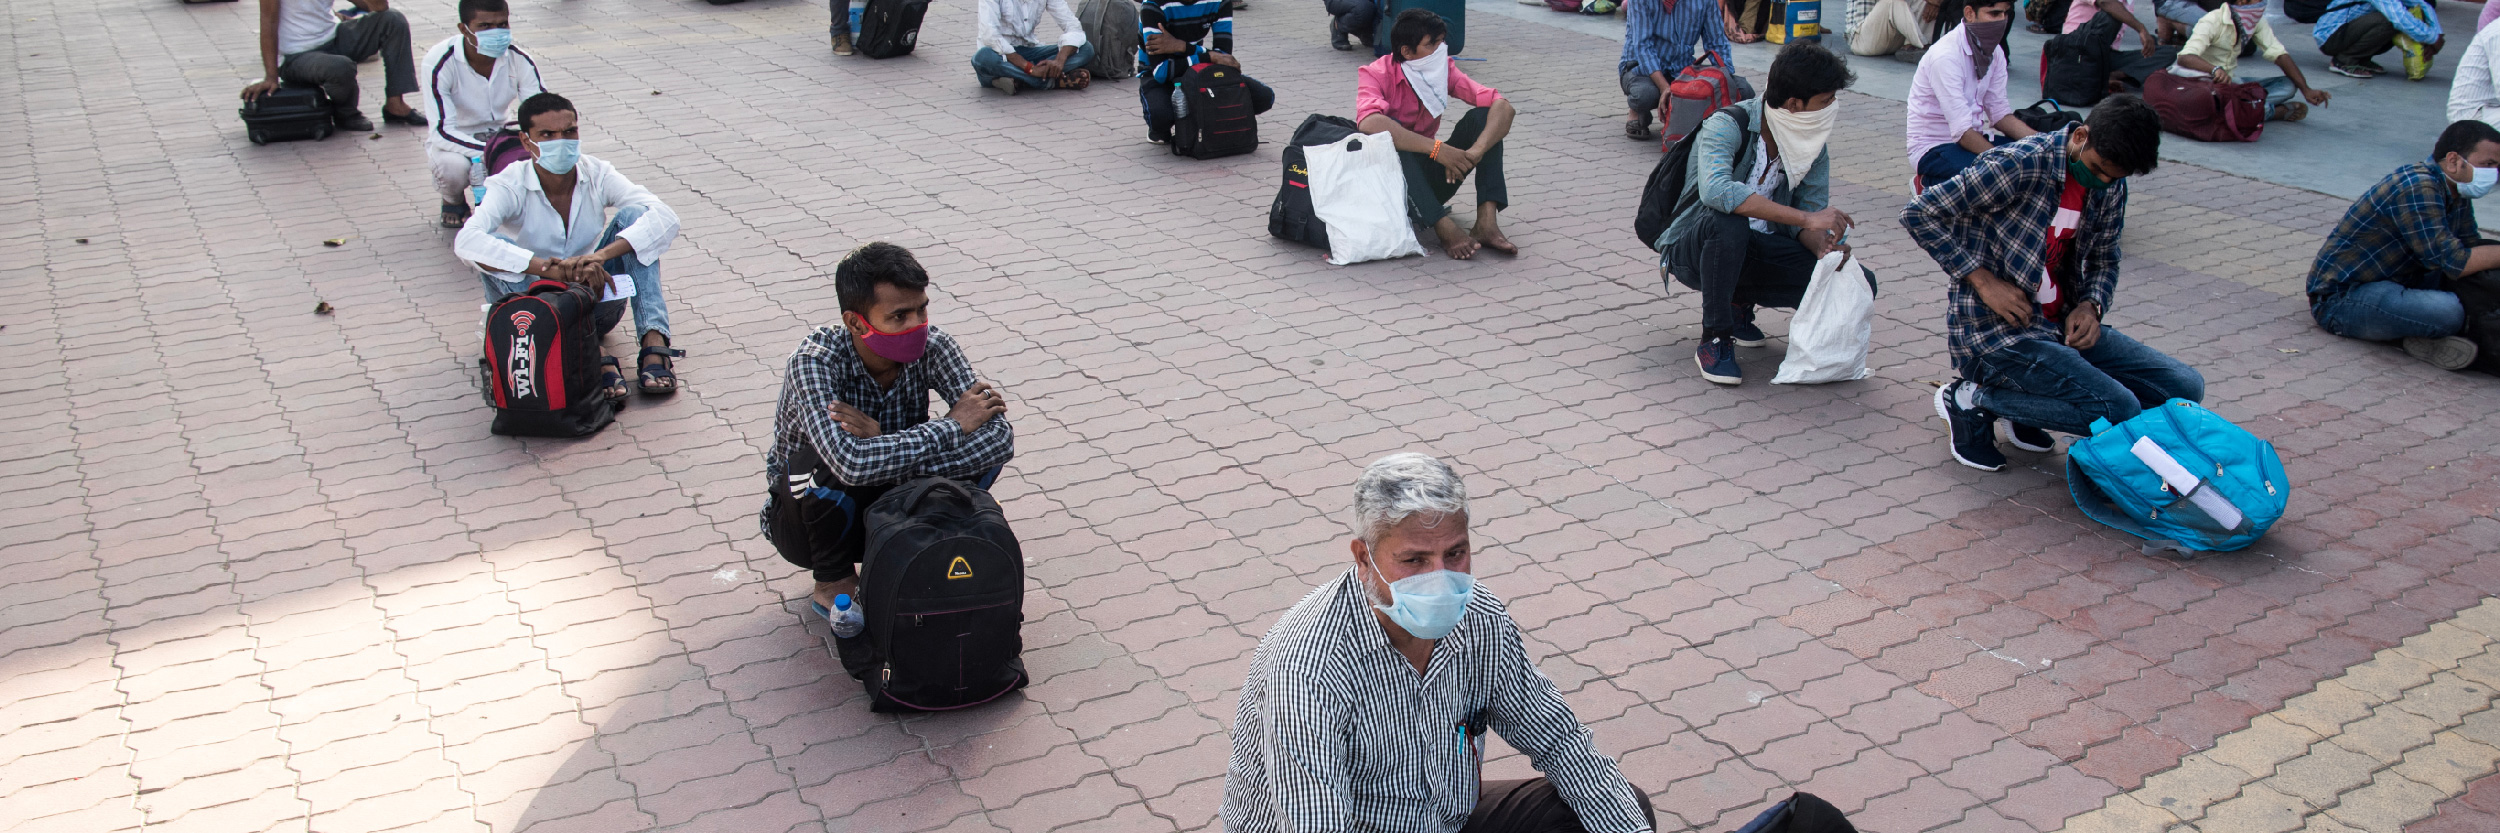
[2208,65,2232,85]
[241,78,281,100]
[2063,301,2102,349]
[1802,229,1851,259]
[559,255,608,285]
[948,382,1007,434]
[1144,32,1188,55]
[828,402,883,439]
[1438,147,1475,183]
[1031,58,1064,80]
[1799,207,1855,234]
[1967,268,2034,328]
[1209,51,1240,68]
[2303,86,2332,106]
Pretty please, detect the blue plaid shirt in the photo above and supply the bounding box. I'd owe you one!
[2315,0,2439,45]
[1901,129,2127,375]
[2308,161,2478,299]
[1622,0,1729,79]
[759,325,1015,532]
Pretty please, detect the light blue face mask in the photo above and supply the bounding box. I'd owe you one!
[2462,165,2499,199]
[1366,559,1475,640]
[471,27,513,58]
[533,139,580,175]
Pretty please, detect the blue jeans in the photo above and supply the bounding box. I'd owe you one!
[1916,134,2016,183]
[972,43,1097,89]
[478,204,671,340]
[2312,279,2467,341]
[1967,326,2206,436]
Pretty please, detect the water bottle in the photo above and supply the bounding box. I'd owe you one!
[830,593,865,639]
[468,156,486,206]
[849,6,863,34]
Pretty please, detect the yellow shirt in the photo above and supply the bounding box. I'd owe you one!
[2175,6,2288,76]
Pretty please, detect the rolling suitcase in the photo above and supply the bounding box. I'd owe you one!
[1374,0,1465,56]
[240,84,335,145]
[857,0,931,57]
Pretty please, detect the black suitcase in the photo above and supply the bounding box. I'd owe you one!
[855,477,1027,712]
[857,0,931,58]
[240,84,335,145]
[1172,65,1259,160]
[1268,114,1360,249]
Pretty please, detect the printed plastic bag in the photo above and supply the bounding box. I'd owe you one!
[1772,251,1873,384]
[1305,132,1426,265]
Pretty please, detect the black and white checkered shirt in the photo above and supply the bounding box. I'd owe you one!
[758,325,1015,531]
[1220,571,1653,833]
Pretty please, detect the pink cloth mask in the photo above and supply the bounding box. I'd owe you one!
[2232,2,2265,31]
[853,317,930,364]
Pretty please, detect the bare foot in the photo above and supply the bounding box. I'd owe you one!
[1472,226,1517,255]
[1435,222,1480,259]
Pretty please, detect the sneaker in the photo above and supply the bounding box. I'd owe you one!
[832,32,854,55]
[1934,382,2007,471]
[2002,422,2055,453]
[2329,58,2376,79]
[1731,319,1767,348]
[1695,338,1742,385]
[2402,336,2478,370]
[2359,58,2389,75]
[2272,100,2308,122]
[990,76,1020,96]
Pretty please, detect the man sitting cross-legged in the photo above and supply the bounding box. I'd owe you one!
[761,243,1015,644]
[1357,9,1519,259]
[973,0,1097,94]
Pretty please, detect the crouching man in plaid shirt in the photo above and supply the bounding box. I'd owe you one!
[1901,95,2205,472]
[760,242,1015,633]
[1220,453,1657,833]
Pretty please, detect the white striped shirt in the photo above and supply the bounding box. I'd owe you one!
[1220,571,1653,833]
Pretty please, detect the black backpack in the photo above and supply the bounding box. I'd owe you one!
[1269,113,1362,249]
[1173,64,1260,160]
[2042,13,2122,107]
[1730,792,1859,833]
[239,83,334,145]
[2449,270,2500,374]
[856,477,1027,712]
[857,0,931,58]
[480,279,620,437]
[1633,108,1747,253]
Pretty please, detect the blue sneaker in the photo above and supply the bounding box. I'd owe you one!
[1933,381,2006,471]
[1695,338,1742,385]
[1731,320,1768,348]
[2003,422,2056,453]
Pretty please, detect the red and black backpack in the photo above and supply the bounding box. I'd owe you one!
[480,279,618,437]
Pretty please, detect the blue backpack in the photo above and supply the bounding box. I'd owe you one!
[2066,399,2289,554]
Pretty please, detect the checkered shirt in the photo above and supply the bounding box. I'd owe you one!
[2308,161,2479,300]
[1901,128,2127,376]
[1219,571,1652,833]
[758,325,1014,533]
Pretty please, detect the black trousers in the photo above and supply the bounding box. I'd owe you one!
[1398,107,1508,224]
[766,465,1001,583]
[1327,0,1380,44]
[1462,779,1658,833]
[2319,11,2398,62]
[1668,209,1821,341]
[275,10,418,111]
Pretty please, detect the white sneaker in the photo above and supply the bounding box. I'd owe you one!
[2402,336,2477,370]
[990,76,1019,96]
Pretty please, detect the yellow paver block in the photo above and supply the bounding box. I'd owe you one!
[2131,754,2252,824]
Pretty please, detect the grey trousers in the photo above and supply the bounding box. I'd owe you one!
[2319,11,2397,62]
[1621,61,1661,117]
[277,9,418,112]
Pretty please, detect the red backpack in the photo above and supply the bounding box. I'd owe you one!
[480,280,619,437]
[1664,52,1753,149]
[2142,70,2266,143]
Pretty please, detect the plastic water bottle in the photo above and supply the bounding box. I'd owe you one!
[830,594,865,639]
[849,6,863,34]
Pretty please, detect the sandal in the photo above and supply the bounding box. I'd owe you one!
[1055,68,1091,91]
[440,202,469,229]
[638,343,684,395]
[598,357,630,401]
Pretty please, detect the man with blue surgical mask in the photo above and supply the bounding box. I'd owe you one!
[421,0,546,228]
[1221,453,1659,833]
[2308,120,2500,370]
[455,93,688,398]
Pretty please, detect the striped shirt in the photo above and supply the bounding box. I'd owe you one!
[1622,0,1730,80]
[1900,129,2126,375]
[758,325,1015,533]
[1219,572,1652,833]
[1139,0,1232,84]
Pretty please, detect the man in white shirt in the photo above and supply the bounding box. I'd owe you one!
[454,94,687,397]
[421,0,546,228]
[1851,0,1938,58]
[238,0,425,132]
[971,0,1096,94]
[1907,0,2036,184]
[2446,16,2500,123]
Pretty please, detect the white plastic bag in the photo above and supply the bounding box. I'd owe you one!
[1771,251,1873,385]
[1305,132,1426,266]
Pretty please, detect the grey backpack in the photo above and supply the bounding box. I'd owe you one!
[1077,0,1141,79]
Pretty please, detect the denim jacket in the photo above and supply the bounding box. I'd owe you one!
[1658,99,1833,253]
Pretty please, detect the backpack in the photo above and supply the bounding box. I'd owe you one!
[1076,0,1142,78]
[1546,0,1583,10]
[857,477,1028,712]
[480,122,531,177]
[480,279,620,438]
[857,0,931,58]
[2067,399,2290,554]
[2142,69,2267,143]
[239,83,334,145]
[1634,108,1748,252]
[2041,12,2122,107]
[1663,52,1753,149]
[2448,269,2500,373]
[2013,98,2084,133]
[1173,64,1260,160]
[2025,0,2071,33]
[1731,792,1860,833]
[1270,114,1363,249]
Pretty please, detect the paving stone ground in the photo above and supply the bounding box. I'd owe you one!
[3,0,2497,830]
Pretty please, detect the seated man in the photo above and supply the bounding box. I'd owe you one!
[1663,42,1865,385]
[1358,10,1518,259]
[2315,0,2441,80]
[2173,0,2331,122]
[1907,0,2036,184]
[239,0,426,132]
[1621,0,1733,140]
[1219,452,1658,833]
[761,242,1014,632]
[420,0,547,228]
[2307,120,2500,370]
[973,0,1096,94]
[2447,8,2500,122]
[1326,0,1378,50]
[2060,0,2171,82]
[1903,95,2206,471]
[1851,0,1939,57]
[1139,0,1274,144]
[454,93,686,397]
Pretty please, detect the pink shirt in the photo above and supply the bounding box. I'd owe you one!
[1354,54,1502,137]
[2064,0,2135,50]
[1906,25,2015,167]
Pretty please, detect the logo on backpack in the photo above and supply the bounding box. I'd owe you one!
[946,556,974,580]
[508,332,536,400]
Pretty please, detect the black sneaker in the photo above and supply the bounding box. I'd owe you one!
[2329,58,2376,78]
[1695,338,1742,385]
[1934,381,2006,471]
[1731,319,1767,348]
[2003,422,2055,453]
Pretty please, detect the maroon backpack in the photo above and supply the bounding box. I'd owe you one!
[480,122,532,177]
[480,279,617,437]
